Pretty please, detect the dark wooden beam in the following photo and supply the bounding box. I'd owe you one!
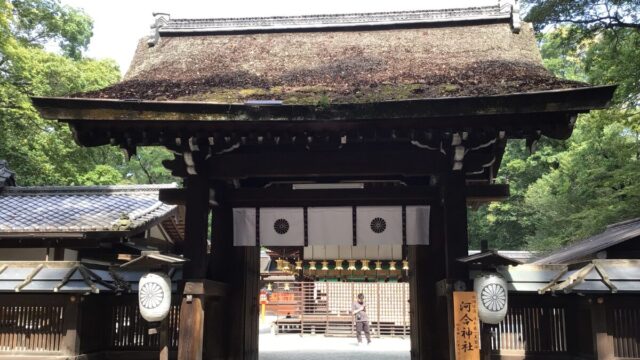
[466,183,510,202]
[205,149,443,179]
[159,184,509,206]
[182,279,229,297]
[198,149,500,180]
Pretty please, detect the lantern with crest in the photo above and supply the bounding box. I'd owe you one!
[121,252,187,324]
[474,273,508,324]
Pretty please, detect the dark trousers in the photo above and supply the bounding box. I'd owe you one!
[356,321,371,343]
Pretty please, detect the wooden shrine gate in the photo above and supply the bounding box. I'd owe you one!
[269,282,410,337]
[31,5,615,358]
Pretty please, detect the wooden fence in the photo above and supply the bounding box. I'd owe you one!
[609,304,640,358]
[0,292,639,359]
[0,302,65,353]
[0,294,75,357]
[490,305,568,353]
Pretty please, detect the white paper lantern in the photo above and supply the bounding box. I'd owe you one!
[474,273,508,324]
[139,272,172,322]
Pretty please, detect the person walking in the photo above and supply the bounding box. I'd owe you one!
[352,293,371,345]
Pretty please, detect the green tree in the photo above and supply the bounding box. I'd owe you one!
[525,0,640,105]
[525,0,640,33]
[0,0,175,186]
[525,110,640,251]
[78,164,122,185]
[123,147,177,185]
[469,1,640,251]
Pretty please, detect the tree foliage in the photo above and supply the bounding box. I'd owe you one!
[525,0,640,105]
[469,1,640,252]
[525,0,640,33]
[525,111,640,250]
[0,0,175,186]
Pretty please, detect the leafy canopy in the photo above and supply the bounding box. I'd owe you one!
[469,1,640,252]
[0,0,175,186]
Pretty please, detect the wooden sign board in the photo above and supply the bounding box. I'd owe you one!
[453,291,480,360]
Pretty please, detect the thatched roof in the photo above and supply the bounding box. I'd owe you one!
[79,5,584,104]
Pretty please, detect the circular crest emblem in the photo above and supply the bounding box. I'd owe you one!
[480,283,507,312]
[370,217,387,233]
[140,282,165,309]
[274,218,290,234]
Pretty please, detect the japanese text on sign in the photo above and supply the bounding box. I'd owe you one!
[453,291,480,360]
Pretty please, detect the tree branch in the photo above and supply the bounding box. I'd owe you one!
[136,155,155,184]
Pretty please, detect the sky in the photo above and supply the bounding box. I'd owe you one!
[60,0,496,75]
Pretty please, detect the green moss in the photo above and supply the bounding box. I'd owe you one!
[238,88,269,97]
[439,83,460,94]
[175,83,436,104]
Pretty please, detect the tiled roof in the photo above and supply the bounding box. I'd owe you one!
[0,184,178,235]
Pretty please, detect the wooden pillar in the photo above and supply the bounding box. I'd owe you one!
[480,324,493,360]
[441,171,470,360]
[442,171,469,279]
[183,175,210,279]
[61,295,81,357]
[178,175,211,360]
[409,205,445,360]
[207,186,260,360]
[178,295,205,360]
[159,317,170,360]
[591,297,614,360]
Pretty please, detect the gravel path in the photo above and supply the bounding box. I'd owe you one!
[259,318,410,360]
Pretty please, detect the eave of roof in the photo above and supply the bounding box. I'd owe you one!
[0,261,182,293]
[532,217,640,265]
[498,260,640,294]
[458,250,522,266]
[33,85,616,123]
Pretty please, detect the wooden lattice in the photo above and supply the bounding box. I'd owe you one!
[271,282,410,337]
[0,304,65,353]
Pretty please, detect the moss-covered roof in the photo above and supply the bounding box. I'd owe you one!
[79,16,584,104]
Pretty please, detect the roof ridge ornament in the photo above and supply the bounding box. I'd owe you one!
[499,0,521,33]
[148,12,170,47]
[0,160,16,189]
[155,6,512,35]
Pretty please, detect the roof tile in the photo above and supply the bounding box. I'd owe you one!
[0,184,178,236]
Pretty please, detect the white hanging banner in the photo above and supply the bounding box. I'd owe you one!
[233,208,256,246]
[259,207,304,246]
[356,206,403,245]
[308,207,353,246]
[406,206,430,245]
[233,205,430,247]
